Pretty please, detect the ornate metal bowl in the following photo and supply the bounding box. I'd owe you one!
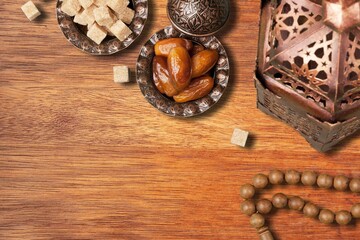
[56,0,148,55]
[167,0,230,37]
[136,26,230,117]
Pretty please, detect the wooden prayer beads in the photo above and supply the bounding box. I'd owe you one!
[240,170,359,240]
[303,202,320,218]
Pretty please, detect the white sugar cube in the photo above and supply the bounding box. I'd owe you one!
[87,23,107,44]
[79,0,94,9]
[21,1,41,21]
[114,7,134,25]
[93,6,116,27]
[113,66,130,83]
[231,128,249,147]
[107,0,129,14]
[61,0,81,17]
[110,20,132,41]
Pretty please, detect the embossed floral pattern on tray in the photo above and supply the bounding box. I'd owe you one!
[136,26,230,117]
[56,0,148,55]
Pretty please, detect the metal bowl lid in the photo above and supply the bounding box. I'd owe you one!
[167,0,230,37]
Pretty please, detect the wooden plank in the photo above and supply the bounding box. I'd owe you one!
[1,1,359,239]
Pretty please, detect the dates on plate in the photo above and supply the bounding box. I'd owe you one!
[191,49,219,78]
[154,38,193,57]
[153,56,179,96]
[173,76,214,103]
[152,38,219,103]
[167,46,192,93]
[190,44,205,56]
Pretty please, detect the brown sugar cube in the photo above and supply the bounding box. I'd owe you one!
[103,25,115,36]
[231,128,249,147]
[110,19,132,41]
[93,6,116,27]
[74,4,97,26]
[94,0,107,7]
[107,0,129,14]
[74,10,88,25]
[87,23,107,44]
[61,0,81,17]
[79,0,94,9]
[21,1,41,21]
[113,66,130,83]
[87,22,93,29]
[114,7,134,25]
[77,4,96,25]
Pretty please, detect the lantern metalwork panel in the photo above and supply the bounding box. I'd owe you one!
[255,0,360,151]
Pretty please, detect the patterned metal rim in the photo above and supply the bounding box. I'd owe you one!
[136,26,230,118]
[55,0,148,55]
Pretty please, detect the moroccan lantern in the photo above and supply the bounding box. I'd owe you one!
[255,0,360,151]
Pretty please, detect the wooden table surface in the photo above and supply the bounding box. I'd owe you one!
[1,1,359,239]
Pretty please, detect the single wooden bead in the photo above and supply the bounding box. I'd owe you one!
[269,170,284,185]
[272,193,287,209]
[258,226,275,240]
[319,209,335,224]
[317,174,333,189]
[240,200,256,216]
[240,184,256,199]
[351,203,360,218]
[301,171,317,186]
[256,199,273,214]
[288,196,305,211]
[336,210,352,225]
[250,213,265,228]
[303,202,320,218]
[349,178,360,193]
[333,175,349,191]
[253,174,269,189]
[285,170,301,185]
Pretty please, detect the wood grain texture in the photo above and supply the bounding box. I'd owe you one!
[0,1,359,239]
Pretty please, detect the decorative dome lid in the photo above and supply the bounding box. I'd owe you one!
[167,0,230,37]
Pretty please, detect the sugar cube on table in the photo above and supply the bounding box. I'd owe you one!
[93,6,116,27]
[107,0,129,14]
[231,128,249,147]
[21,1,41,21]
[87,23,107,44]
[110,20,132,41]
[114,7,134,25]
[79,0,94,9]
[113,66,130,83]
[61,0,82,17]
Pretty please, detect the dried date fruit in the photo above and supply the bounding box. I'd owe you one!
[191,49,219,78]
[154,38,193,57]
[153,56,173,95]
[173,75,214,103]
[167,46,192,93]
[190,44,205,56]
